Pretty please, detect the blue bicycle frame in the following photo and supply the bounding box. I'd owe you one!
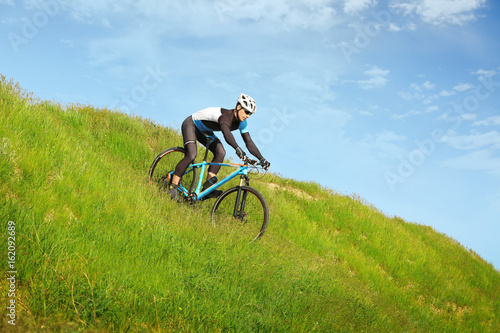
[173,136,255,201]
[177,161,250,201]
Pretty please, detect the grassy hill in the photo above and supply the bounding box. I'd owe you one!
[1,75,499,332]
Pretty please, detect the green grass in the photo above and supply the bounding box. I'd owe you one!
[1,74,499,332]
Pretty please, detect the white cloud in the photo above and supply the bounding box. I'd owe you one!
[361,130,407,159]
[387,23,402,31]
[59,39,74,48]
[453,83,474,92]
[441,130,500,150]
[410,83,423,92]
[439,129,500,178]
[471,69,497,79]
[391,110,422,120]
[48,0,340,32]
[391,0,487,26]
[391,2,416,16]
[474,116,500,127]
[388,21,418,31]
[438,149,500,175]
[0,16,20,25]
[398,72,493,110]
[439,90,455,97]
[218,0,340,30]
[344,0,377,14]
[422,80,435,90]
[355,65,390,90]
[399,81,434,100]
[425,105,439,113]
[460,113,478,121]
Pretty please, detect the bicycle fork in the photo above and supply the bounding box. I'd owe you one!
[233,175,250,221]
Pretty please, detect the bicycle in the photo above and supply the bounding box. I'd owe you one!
[149,139,269,241]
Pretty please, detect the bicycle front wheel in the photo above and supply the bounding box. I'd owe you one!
[211,186,269,241]
[149,147,197,194]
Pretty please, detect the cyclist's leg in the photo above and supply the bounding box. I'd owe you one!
[191,129,222,180]
[200,139,225,198]
[172,116,198,186]
[207,140,225,179]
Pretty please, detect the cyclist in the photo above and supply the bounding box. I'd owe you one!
[168,93,271,199]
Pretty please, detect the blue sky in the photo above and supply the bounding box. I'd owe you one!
[2,0,500,270]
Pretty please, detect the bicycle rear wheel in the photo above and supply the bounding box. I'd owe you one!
[149,147,198,194]
[211,186,269,241]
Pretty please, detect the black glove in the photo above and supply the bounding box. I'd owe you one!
[259,158,270,170]
[235,147,247,161]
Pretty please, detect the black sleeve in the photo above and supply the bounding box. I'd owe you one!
[220,123,240,150]
[242,132,264,160]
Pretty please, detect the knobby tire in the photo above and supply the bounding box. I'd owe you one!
[211,186,269,241]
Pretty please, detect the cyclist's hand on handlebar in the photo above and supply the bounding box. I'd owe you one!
[259,158,270,170]
[235,147,247,161]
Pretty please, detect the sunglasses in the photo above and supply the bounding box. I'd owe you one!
[244,110,253,115]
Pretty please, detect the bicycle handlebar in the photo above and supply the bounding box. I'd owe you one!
[245,158,258,166]
[245,159,270,175]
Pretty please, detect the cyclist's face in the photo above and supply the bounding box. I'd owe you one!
[237,105,251,121]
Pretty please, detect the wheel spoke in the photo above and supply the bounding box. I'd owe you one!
[149,148,197,194]
[212,187,269,241]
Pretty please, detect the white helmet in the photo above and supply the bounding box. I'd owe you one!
[237,93,257,114]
